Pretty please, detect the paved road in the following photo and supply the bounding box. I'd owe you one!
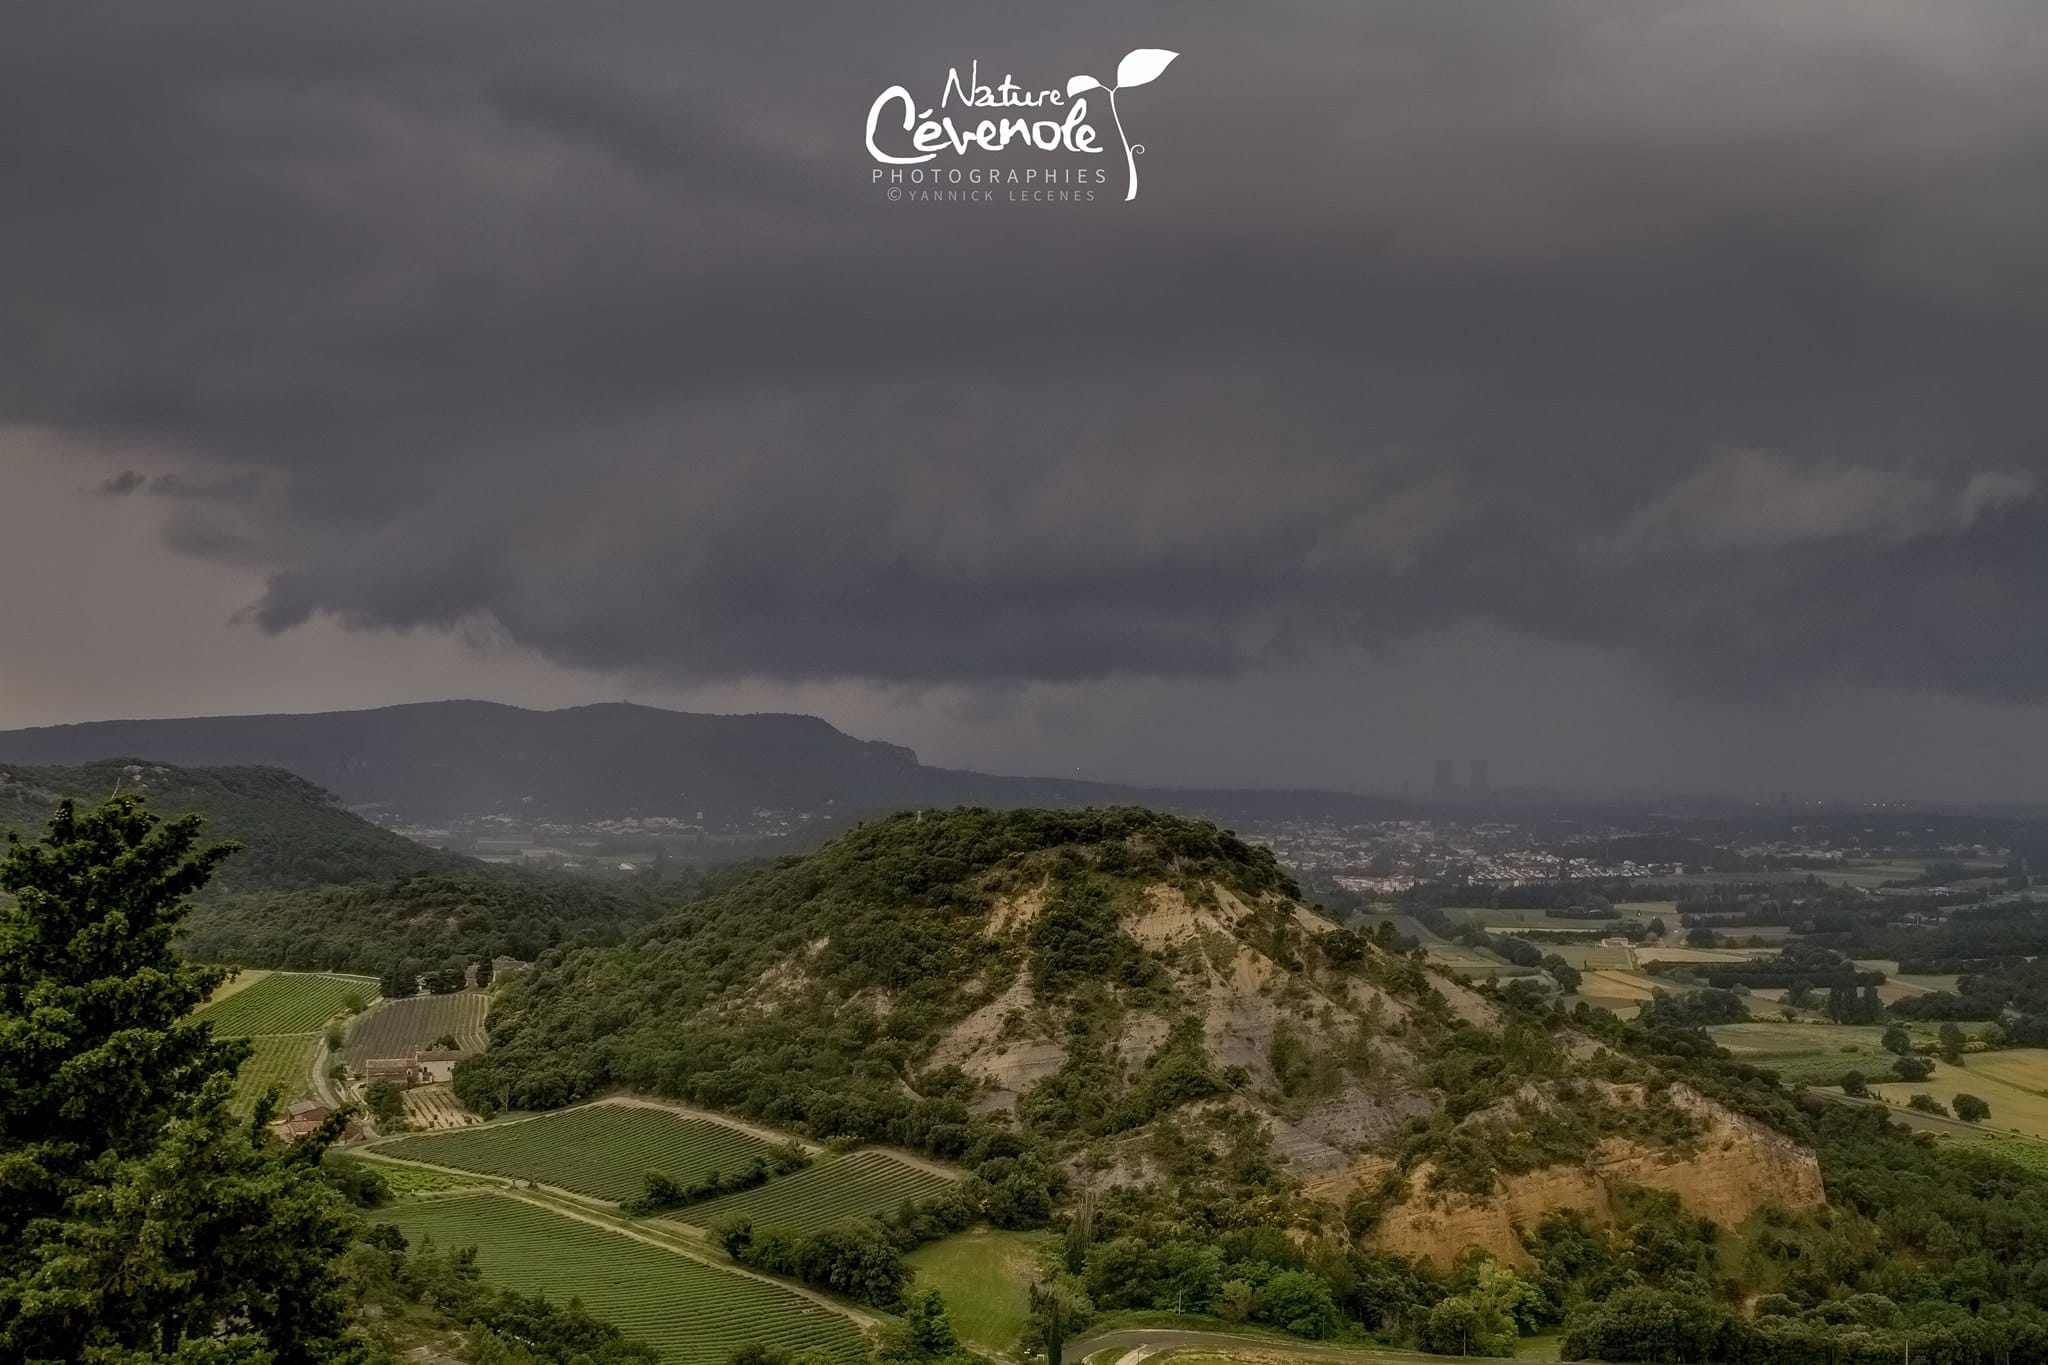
[1065,1328,1437,1365]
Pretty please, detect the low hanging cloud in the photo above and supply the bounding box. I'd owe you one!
[1602,451,2038,558]
[5,0,2048,705]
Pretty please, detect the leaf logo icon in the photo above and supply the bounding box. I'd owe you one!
[1116,49,1177,88]
[1066,49,1179,200]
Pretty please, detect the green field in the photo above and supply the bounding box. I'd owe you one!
[342,1157,483,1195]
[230,1034,319,1113]
[1961,1134,2048,1174]
[195,971,375,1036]
[1541,941,1632,971]
[1574,967,1665,1004]
[905,1229,1046,1354]
[1423,945,1539,978]
[1708,1022,1918,1084]
[371,1103,789,1202]
[1439,907,1621,934]
[1872,1052,2048,1140]
[379,1192,866,1365]
[1635,946,1779,965]
[1709,1022,1902,1057]
[343,990,489,1067]
[676,1151,957,1235]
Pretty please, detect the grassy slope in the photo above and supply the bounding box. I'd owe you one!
[194,971,375,1035]
[369,1104,788,1204]
[903,1229,1047,1354]
[1871,1052,2048,1139]
[379,1191,867,1365]
[675,1151,956,1235]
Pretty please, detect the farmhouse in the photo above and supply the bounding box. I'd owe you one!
[277,1102,332,1139]
[363,1057,426,1087]
[417,1047,465,1083]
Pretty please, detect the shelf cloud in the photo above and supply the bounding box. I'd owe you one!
[4,0,2047,789]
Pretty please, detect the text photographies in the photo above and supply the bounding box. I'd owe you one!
[865,51,1178,201]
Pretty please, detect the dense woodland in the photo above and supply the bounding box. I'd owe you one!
[0,760,472,889]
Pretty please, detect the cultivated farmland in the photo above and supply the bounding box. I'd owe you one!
[371,1102,789,1202]
[195,971,375,1036]
[1708,1022,1956,1086]
[1872,1052,2048,1141]
[675,1151,956,1235]
[192,970,376,1114]
[343,991,489,1069]
[403,1084,481,1130]
[229,1035,319,1113]
[1542,941,1633,971]
[381,1192,867,1365]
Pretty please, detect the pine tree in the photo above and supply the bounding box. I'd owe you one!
[0,795,362,1360]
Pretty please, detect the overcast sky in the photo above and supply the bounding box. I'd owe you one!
[3,1,2047,801]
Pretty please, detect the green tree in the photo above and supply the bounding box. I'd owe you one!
[1561,1284,1731,1363]
[0,795,362,1360]
[879,1286,970,1362]
[1893,1055,1935,1081]
[1881,1024,1912,1055]
[1953,1093,1991,1123]
[1257,1269,1342,1339]
[1421,1294,1515,1357]
[364,1079,408,1125]
[1063,1186,1097,1274]
[1026,1276,1093,1365]
[1939,1022,1967,1063]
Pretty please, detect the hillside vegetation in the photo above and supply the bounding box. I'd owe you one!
[455,806,2048,1363]
[0,760,466,890]
[459,807,1308,1127]
[0,760,677,978]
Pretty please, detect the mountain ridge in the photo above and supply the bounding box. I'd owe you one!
[0,699,1404,827]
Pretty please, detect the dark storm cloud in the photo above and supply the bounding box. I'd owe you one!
[4,1,2047,697]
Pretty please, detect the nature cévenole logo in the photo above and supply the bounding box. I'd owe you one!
[866,49,1179,203]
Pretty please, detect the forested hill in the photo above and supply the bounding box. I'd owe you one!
[0,760,675,974]
[0,759,470,890]
[457,806,2048,1365]
[459,805,1313,1120]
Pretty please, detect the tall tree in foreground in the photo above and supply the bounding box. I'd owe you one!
[0,796,362,1361]
[1026,1277,1093,1365]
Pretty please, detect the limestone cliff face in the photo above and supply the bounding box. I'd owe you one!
[1372,1084,1826,1267]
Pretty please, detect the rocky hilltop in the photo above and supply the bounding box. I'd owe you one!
[458,806,1826,1261]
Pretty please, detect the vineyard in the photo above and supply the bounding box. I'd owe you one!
[676,1151,956,1235]
[195,971,376,1036]
[379,1192,868,1365]
[402,1084,481,1131]
[343,991,489,1069]
[370,1102,790,1202]
[344,1158,483,1195]
[228,1035,319,1114]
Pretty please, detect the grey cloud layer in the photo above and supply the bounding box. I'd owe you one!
[6,0,2047,697]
